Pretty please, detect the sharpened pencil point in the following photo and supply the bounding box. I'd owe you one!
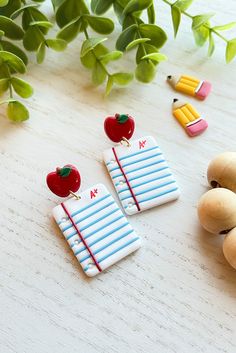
[167,75,172,80]
[173,98,178,103]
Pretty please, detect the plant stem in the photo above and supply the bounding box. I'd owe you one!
[83,25,110,76]
[5,64,13,98]
[161,0,228,43]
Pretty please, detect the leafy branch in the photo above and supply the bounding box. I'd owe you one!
[0,0,236,122]
[162,0,236,62]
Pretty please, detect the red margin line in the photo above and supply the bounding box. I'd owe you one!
[61,202,102,272]
[112,147,141,212]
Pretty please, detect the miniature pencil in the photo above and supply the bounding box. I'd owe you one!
[172,98,208,137]
[167,74,211,100]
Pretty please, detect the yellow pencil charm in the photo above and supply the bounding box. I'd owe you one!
[172,98,208,137]
[167,74,211,100]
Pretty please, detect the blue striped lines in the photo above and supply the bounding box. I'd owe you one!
[65,207,120,239]
[73,221,129,254]
[124,187,179,207]
[57,194,111,225]
[115,166,169,186]
[120,180,176,201]
[80,229,134,263]
[62,200,115,231]
[106,146,159,166]
[84,236,140,272]
[67,213,124,241]
[118,173,172,194]
[109,152,163,173]
[111,159,166,179]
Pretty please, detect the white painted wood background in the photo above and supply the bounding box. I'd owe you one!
[0,1,236,352]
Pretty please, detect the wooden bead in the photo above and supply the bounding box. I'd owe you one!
[207,152,236,192]
[197,188,236,234]
[223,228,236,269]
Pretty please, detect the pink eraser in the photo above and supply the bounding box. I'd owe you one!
[186,119,208,137]
[196,81,212,100]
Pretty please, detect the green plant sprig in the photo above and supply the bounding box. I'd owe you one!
[55,0,133,95]
[0,0,236,123]
[161,0,236,62]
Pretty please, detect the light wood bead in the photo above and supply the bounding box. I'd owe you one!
[207,152,236,192]
[223,228,236,269]
[197,188,236,234]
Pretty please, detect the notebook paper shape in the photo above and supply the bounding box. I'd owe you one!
[53,183,141,277]
[103,136,180,215]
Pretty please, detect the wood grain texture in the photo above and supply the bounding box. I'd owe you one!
[0,1,236,352]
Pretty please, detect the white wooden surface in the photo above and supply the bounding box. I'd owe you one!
[1,1,236,352]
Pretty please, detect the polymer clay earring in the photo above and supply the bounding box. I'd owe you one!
[46,164,141,277]
[103,113,180,215]
[167,74,211,100]
[172,98,208,137]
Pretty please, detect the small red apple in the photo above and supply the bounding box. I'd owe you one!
[104,113,135,143]
[46,164,81,197]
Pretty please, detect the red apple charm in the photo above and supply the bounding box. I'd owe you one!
[46,164,81,197]
[104,113,135,143]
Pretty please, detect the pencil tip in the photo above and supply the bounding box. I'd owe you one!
[167,75,172,80]
[173,98,178,103]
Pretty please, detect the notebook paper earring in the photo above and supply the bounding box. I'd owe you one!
[103,114,180,215]
[46,164,141,277]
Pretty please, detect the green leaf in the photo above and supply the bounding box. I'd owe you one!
[122,15,142,30]
[0,0,21,17]
[226,39,236,63]
[99,50,122,63]
[123,0,153,15]
[46,38,67,51]
[91,0,113,15]
[139,24,167,49]
[174,0,193,11]
[58,166,72,177]
[171,5,181,37]
[208,32,215,57]
[92,61,107,85]
[136,43,158,63]
[0,0,9,6]
[0,51,26,73]
[141,52,167,62]
[105,75,113,96]
[0,16,24,39]
[85,15,114,34]
[11,77,33,98]
[80,37,107,57]
[10,4,39,20]
[213,22,236,31]
[116,24,138,51]
[22,8,49,34]
[192,14,214,30]
[37,41,46,63]
[126,37,150,50]
[1,40,28,65]
[51,0,64,8]
[23,26,44,51]
[135,60,156,83]
[147,3,155,24]
[112,72,133,85]
[80,43,108,68]
[56,0,89,28]
[29,21,53,29]
[193,23,209,46]
[0,78,9,94]
[57,17,82,42]
[7,100,29,122]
